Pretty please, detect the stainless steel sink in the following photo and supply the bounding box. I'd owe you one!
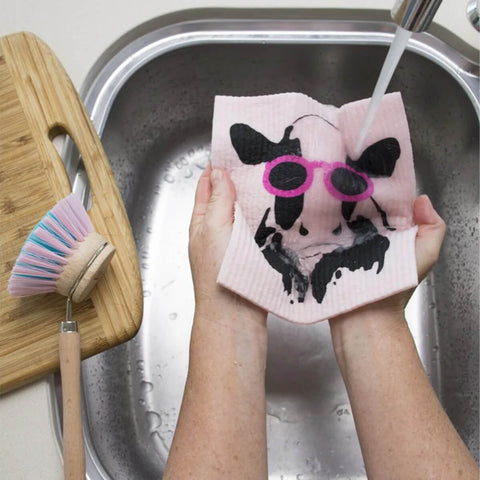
[55,15,479,479]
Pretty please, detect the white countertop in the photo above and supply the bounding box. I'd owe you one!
[0,1,478,479]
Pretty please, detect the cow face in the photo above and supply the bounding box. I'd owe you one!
[229,119,401,304]
[231,121,400,228]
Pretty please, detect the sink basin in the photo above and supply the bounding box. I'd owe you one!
[55,15,479,479]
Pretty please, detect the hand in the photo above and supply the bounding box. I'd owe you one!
[326,195,478,480]
[336,194,446,320]
[412,194,447,282]
[391,193,446,311]
[188,164,267,329]
[330,194,446,352]
[189,164,236,302]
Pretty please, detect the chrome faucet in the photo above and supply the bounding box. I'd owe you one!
[391,0,444,32]
[467,0,480,31]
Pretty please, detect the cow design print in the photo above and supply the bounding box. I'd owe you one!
[230,121,401,304]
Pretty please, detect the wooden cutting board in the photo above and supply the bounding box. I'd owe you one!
[0,32,143,393]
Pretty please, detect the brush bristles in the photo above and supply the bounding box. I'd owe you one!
[8,193,94,296]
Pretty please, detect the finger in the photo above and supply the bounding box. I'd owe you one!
[189,164,212,234]
[205,168,236,230]
[413,194,446,281]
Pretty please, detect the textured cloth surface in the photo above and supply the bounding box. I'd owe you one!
[211,92,417,323]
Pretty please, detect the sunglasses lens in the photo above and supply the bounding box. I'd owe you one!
[330,168,368,196]
[269,162,307,191]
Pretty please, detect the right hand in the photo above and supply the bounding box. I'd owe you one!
[188,164,267,330]
[188,164,236,304]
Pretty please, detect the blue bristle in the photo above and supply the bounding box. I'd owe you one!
[15,261,59,275]
[25,234,66,257]
[11,273,57,281]
[48,212,78,243]
[24,213,75,254]
[19,250,64,267]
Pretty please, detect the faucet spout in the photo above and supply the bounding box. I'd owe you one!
[391,0,444,32]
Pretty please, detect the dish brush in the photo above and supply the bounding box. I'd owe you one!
[8,192,115,480]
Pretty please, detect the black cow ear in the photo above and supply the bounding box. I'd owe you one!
[347,137,400,177]
[230,123,301,165]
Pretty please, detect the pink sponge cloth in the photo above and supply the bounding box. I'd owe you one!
[211,92,417,324]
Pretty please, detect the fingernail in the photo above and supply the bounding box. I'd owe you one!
[211,168,223,187]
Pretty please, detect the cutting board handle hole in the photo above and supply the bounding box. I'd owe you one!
[50,127,68,160]
[49,125,92,209]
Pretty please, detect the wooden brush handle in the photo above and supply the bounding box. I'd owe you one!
[59,331,85,480]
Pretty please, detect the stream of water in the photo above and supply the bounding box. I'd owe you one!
[354,26,412,158]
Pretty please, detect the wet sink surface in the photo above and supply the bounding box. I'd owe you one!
[63,19,479,479]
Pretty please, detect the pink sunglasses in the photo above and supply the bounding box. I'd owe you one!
[263,155,374,202]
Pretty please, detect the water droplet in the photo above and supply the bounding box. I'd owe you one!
[164,174,175,183]
[141,381,154,394]
[195,158,208,169]
[187,148,194,156]
[266,413,281,425]
[432,345,439,353]
[334,403,351,417]
[184,168,193,178]
[141,263,149,270]
[169,312,178,320]
[143,290,151,298]
[146,227,153,234]
[180,156,189,165]
[145,411,162,430]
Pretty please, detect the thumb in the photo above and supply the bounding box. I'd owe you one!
[205,168,236,229]
[414,194,446,282]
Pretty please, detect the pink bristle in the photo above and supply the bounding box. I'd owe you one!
[66,193,94,233]
[8,193,94,297]
[34,228,76,254]
[43,215,77,245]
[52,194,94,240]
[8,280,59,296]
[11,264,62,277]
[21,243,69,265]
